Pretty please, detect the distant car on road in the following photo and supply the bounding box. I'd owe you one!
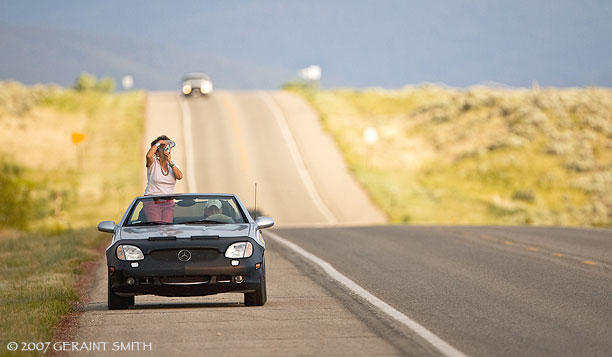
[98,193,273,309]
[181,72,213,96]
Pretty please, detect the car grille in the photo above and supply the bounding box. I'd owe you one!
[149,249,218,262]
[160,276,211,285]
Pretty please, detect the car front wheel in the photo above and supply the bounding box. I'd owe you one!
[244,261,266,306]
[108,271,134,310]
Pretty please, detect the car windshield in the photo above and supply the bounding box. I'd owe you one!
[125,196,247,226]
[182,73,209,81]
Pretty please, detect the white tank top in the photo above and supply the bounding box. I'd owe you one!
[144,157,176,195]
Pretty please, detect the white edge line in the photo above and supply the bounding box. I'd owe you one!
[258,91,337,224]
[266,231,468,357]
[178,96,197,193]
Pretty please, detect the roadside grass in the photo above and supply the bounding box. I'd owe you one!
[285,84,612,227]
[0,228,101,352]
[0,82,144,353]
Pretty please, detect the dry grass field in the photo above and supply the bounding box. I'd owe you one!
[0,82,144,229]
[0,81,144,348]
[287,84,612,227]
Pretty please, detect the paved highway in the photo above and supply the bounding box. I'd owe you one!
[273,225,612,356]
[146,90,386,226]
[72,91,612,356]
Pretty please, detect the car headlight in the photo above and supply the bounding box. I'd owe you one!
[116,245,144,261]
[182,84,192,95]
[201,81,213,94]
[225,242,253,259]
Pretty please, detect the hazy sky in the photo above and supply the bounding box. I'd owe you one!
[1,1,611,89]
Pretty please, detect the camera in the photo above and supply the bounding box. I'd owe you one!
[163,140,176,152]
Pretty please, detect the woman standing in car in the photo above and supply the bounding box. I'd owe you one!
[143,135,184,222]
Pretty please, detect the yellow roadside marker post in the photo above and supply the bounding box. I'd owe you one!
[72,132,86,171]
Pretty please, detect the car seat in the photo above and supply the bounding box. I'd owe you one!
[221,201,238,221]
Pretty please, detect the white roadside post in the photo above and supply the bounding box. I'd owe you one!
[122,75,134,90]
[363,127,378,167]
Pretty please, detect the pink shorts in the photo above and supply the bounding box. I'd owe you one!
[142,199,175,223]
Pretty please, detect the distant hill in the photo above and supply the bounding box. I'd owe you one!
[0,25,294,90]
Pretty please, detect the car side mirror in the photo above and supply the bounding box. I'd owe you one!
[98,221,116,233]
[255,216,274,229]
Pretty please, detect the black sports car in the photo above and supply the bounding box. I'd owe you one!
[97,193,273,310]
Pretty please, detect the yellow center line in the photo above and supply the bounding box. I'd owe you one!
[493,238,598,268]
[221,94,249,174]
[479,234,496,242]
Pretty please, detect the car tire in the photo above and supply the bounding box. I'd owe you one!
[244,261,266,306]
[108,271,134,310]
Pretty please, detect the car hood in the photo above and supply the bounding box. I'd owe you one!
[117,224,252,240]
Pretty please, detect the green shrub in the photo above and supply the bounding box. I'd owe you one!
[0,158,33,229]
[73,72,97,92]
[73,73,115,93]
[512,189,536,202]
[95,77,116,93]
[0,81,60,116]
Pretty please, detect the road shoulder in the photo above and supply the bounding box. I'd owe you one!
[68,241,403,356]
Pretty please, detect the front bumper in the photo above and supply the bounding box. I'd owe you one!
[109,266,263,297]
[107,239,263,297]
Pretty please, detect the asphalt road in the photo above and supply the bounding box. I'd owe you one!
[273,225,612,356]
[72,91,612,357]
[146,90,386,226]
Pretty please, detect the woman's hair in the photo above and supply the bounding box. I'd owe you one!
[151,135,170,147]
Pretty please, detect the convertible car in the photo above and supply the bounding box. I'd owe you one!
[97,193,273,310]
